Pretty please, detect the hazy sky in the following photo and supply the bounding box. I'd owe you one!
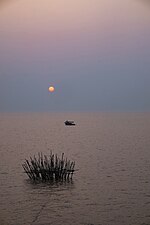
[0,0,150,112]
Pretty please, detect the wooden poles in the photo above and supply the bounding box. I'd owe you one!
[22,152,75,182]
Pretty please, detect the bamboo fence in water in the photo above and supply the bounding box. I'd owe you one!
[22,152,75,181]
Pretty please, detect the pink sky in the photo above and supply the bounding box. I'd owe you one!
[0,0,150,111]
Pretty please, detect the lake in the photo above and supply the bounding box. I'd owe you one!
[0,112,150,225]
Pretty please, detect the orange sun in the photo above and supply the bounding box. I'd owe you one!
[48,86,55,92]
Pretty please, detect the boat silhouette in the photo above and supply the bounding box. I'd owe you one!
[64,120,76,126]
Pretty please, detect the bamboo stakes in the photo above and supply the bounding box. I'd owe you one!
[22,152,75,182]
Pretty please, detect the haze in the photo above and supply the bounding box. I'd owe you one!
[0,0,150,112]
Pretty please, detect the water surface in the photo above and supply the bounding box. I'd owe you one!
[0,112,150,225]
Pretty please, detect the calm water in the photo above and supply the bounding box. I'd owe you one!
[0,112,150,225]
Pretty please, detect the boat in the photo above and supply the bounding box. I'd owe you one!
[64,120,76,126]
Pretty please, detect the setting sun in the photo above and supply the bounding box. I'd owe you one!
[48,86,55,92]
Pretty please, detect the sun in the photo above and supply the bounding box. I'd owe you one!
[48,86,55,92]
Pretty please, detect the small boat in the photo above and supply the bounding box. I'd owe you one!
[64,120,76,126]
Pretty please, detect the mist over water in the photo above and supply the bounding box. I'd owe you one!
[0,112,150,225]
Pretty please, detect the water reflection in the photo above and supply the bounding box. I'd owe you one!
[23,179,75,225]
[25,179,75,191]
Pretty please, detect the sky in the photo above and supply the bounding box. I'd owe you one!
[0,0,150,112]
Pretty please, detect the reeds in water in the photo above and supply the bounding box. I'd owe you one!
[22,152,75,182]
